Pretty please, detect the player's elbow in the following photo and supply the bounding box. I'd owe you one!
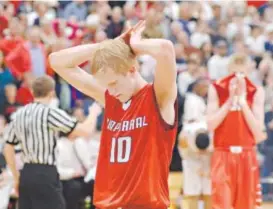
[49,52,64,70]
[68,123,93,139]
[161,40,173,49]
[255,130,267,144]
[49,52,58,68]
[161,40,174,56]
[153,40,174,59]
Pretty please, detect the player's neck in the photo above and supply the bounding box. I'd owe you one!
[133,74,148,96]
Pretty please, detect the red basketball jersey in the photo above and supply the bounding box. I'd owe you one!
[213,74,257,147]
[94,84,178,209]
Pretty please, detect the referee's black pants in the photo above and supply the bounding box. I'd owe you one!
[62,177,95,209]
[19,163,65,209]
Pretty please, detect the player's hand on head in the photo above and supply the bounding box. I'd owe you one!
[117,20,145,48]
[116,21,134,45]
[130,20,146,54]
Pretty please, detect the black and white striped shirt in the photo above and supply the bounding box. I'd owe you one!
[3,102,78,165]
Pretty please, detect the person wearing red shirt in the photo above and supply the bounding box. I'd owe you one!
[50,20,178,209]
[207,53,266,209]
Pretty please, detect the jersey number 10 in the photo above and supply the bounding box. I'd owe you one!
[110,137,132,163]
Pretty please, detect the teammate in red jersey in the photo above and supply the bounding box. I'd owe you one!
[206,53,267,209]
[49,21,177,209]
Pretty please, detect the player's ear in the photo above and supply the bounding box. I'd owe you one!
[48,90,55,99]
[129,66,136,73]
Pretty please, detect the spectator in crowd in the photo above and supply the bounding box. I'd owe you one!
[64,0,88,22]
[208,3,222,33]
[57,103,102,209]
[174,43,187,72]
[246,24,265,60]
[170,21,182,43]
[178,2,192,36]
[26,26,47,78]
[177,53,202,96]
[264,24,273,56]
[0,115,13,209]
[0,0,273,206]
[178,79,211,209]
[123,2,138,26]
[1,84,21,123]
[261,99,273,200]
[210,21,228,45]
[33,2,49,26]
[106,6,125,39]
[183,79,209,123]
[248,58,263,86]
[227,13,251,42]
[0,50,14,107]
[190,20,211,49]
[200,42,213,66]
[207,40,229,80]
[16,72,34,106]
[40,18,58,51]
[264,72,273,112]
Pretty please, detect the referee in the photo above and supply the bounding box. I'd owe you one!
[3,75,99,209]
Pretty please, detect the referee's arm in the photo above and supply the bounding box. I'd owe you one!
[3,121,20,189]
[48,106,99,139]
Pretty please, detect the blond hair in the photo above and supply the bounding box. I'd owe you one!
[90,39,135,75]
[228,53,250,71]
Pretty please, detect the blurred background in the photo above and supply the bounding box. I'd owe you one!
[0,0,272,209]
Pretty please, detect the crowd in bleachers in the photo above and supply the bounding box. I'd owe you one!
[0,0,273,208]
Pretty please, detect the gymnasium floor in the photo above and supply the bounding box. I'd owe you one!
[169,172,273,209]
[263,203,273,209]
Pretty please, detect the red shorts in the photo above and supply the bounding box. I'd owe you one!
[211,147,262,209]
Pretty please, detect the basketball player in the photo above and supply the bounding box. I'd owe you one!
[49,20,177,209]
[178,121,212,209]
[206,53,266,209]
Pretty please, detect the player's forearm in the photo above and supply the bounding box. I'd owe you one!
[240,102,267,143]
[70,112,99,139]
[49,43,99,69]
[207,99,232,132]
[131,39,173,58]
[81,111,99,136]
[3,144,19,182]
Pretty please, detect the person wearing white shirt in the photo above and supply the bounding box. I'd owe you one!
[183,78,209,124]
[57,137,91,181]
[178,79,212,209]
[0,116,13,209]
[245,25,265,57]
[177,54,202,96]
[208,40,229,80]
[0,115,24,209]
[57,103,102,209]
[84,131,101,183]
[190,21,211,49]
